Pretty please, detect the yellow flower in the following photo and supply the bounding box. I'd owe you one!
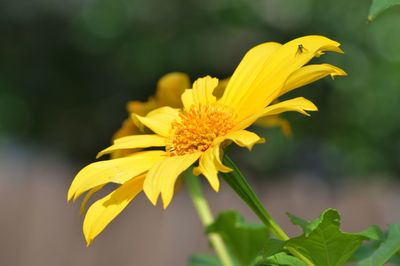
[113,74,292,159]
[111,72,190,158]
[68,35,346,245]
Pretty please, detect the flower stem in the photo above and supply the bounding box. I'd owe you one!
[221,156,314,266]
[185,171,234,266]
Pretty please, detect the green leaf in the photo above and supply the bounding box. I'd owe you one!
[207,211,269,266]
[287,210,340,237]
[368,0,400,21]
[358,225,385,241]
[189,254,221,266]
[389,253,400,265]
[286,214,311,235]
[254,239,304,266]
[286,209,364,266]
[356,224,400,266]
[255,252,306,266]
[351,240,382,262]
[261,239,287,258]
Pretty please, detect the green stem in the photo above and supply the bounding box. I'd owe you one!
[185,171,234,266]
[221,156,314,266]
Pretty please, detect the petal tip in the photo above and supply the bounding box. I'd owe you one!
[67,190,74,202]
[212,181,220,192]
[95,151,104,159]
[162,199,171,210]
[144,188,159,206]
[85,239,92,247]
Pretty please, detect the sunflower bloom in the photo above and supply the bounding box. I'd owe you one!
[68,35,346,245]
[113,74,292,159]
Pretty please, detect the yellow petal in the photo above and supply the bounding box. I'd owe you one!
[83,175,145,246]
[219,42,281,118]
[112,118,141,141]
[213,78,230,99]
[221,130,265,150]
[194,144,232,191]
[255,115,292,137]
[155,72,191,108]
[134,106,180,137]
[143,152,201,209]
[68,150,166,201]
[279,64,347,96]
[220,36,342,121]
[111,118,142,159]
[196,148,221,192]
[212,146,232,173]
[261,97,318,116]
[181,76,218,110]
[127,98,158,116]
[235,97,318,130]
[97,134,166,158]
[79,185,105,216]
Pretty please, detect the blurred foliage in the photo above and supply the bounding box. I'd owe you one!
[0,0,399,178]
[368,0,400,21]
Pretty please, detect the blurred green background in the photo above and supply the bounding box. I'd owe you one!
[1,0,399,178]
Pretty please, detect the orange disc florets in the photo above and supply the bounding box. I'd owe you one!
[167,104,235,156]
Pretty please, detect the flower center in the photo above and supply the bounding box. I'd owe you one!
[167,104,235,156]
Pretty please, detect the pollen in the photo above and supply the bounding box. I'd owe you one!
[167,104,235,156]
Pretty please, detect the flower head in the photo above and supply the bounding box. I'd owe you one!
[113,73,293,159]
[68,35,346,245]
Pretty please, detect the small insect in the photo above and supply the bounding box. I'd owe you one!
[296,44,308,56]
[168,146,175,154]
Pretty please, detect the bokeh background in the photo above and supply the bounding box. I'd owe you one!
[1,0,399,265]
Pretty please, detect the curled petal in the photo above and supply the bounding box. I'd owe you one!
[195,148,221,192]
[280,63,347,96]
[235,97,318,130]
[212,146,232,173]
[222,130,265,150]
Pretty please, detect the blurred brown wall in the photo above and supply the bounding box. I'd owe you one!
[1,149,399,266]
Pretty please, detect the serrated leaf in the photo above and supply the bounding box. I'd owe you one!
[356,224,400,266]
[286,213,311,235]
[286,209,364,266]
[207,211,269,266]
[255,252,306,266]
[189,254,221,266]
[287,210,340,237]
[368,0,400,21]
